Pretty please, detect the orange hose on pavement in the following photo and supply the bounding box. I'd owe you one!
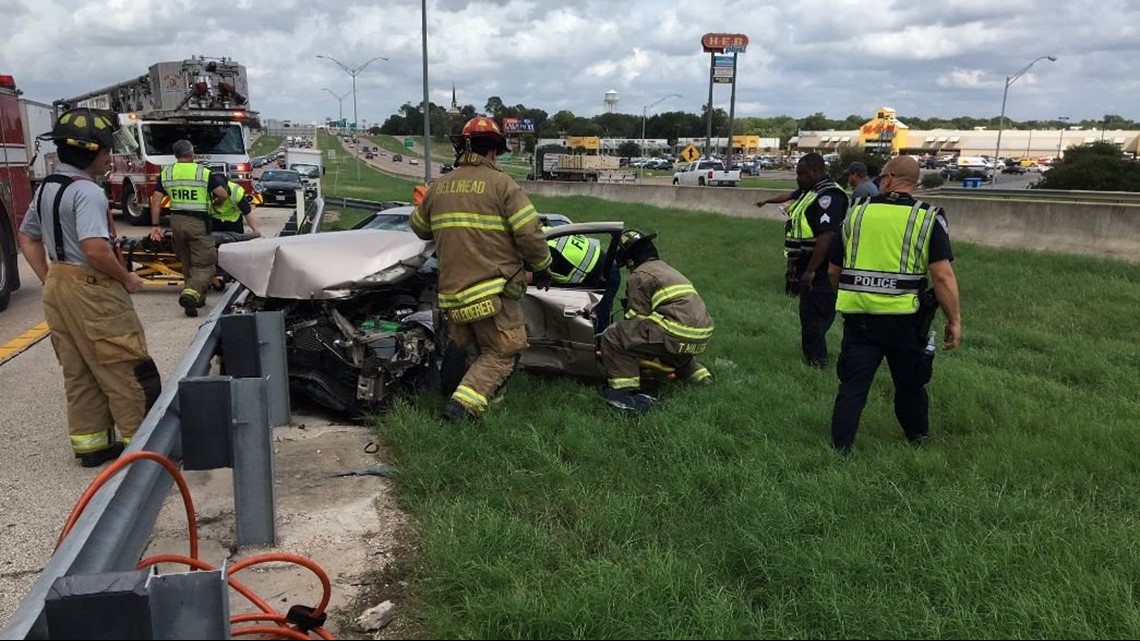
[56,451,198,561]
[59,452,336,639]
[230,625,312,640]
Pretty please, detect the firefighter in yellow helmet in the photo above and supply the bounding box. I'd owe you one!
[599,230,714,412]
[412,116,553,422]
[17,108,161,466]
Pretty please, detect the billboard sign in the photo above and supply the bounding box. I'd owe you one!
[502,118,536,134]
[702,33,749,54]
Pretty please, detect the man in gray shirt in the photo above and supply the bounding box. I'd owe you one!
[847,162,879,200]
[18,108,159,467]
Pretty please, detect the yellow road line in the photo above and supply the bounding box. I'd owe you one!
[0,321,51,366]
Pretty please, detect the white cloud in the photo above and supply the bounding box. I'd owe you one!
[0,0,1135,123]
[937,69,1000,89]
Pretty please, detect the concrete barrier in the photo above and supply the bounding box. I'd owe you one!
[524,182,1140,262]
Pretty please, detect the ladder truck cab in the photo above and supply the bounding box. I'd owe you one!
[55,56,258,226]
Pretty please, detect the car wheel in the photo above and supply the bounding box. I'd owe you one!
[122,182,149,226]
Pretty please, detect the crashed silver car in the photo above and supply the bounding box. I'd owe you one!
[218,222,625,415]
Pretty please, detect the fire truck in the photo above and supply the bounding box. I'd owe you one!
[56,56,257,226]
[0,73,35,311]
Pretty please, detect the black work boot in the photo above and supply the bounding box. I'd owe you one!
[441,400,476,423]
[79,442,125,468]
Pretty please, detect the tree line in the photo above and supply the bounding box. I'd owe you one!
[372,96,1138,148]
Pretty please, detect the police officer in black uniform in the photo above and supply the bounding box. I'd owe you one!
[827,156,962,451]
[783,153,849,368]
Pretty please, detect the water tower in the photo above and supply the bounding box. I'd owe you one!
[604,90,619,113]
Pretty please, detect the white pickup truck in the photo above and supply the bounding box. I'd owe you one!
[672,160,741,187]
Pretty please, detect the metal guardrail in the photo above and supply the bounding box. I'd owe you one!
[931,187,1140,204]
[1,284,241,640]
[322,196,410,212]
[1,197,323,640]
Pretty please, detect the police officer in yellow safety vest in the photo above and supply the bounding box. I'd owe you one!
[784,152,849,368]
[209,180,262,235]
[17,108,161,467]
[827,156,962,452]
[547,232,603,286]
[148,139,229,317]
[412,116,553,422]
[599,230,713,412]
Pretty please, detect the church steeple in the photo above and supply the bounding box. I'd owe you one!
[448,83,460,117]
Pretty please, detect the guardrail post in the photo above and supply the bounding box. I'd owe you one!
[256,311,291,428]
[178,377,233,470]
[42,566,230,640]
[231,377,276,548]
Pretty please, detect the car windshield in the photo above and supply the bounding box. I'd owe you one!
[292,164,320,178]
[141,123,246,156]
[262,170,301,183]
[361,213,412,231]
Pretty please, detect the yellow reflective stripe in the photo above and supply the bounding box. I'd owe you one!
[411,208,430,234]
[609,377,641,390]
[690,367,712,382]
[647,313,714,340]
[625,310,714,341]
[431,212,508,232]
[70,431,111,454]
[452,385,488,412]
[437,278,507,308]
[508,204,538,231]
[651,284,697,310]
[121,437,132,445]
[531,253,552,272]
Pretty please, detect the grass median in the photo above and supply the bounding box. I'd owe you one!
[250,134,283,157]
[368,195,1140,638]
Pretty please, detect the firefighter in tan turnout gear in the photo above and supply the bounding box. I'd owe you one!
[17,108,161,467]
[599,230,714,412]
[412,116,553,422]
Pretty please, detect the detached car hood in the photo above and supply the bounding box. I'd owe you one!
[218,229,434,299]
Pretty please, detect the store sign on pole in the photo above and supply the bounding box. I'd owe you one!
[713,54,735,84]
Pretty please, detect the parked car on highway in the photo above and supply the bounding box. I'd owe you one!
[409,158,420,166]
[218,217,621,416]
[393,154,403,163]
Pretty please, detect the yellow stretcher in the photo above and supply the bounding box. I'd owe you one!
[116,230,257,291]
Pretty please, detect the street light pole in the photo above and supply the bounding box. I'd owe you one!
[316,54,390,181]
[1057,116,1070,159]
[640,93,681,181]
[322,88,350,127]
[993,55,1056,185]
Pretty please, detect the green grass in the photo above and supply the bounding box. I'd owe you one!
[317,130,419,202]
[250,134,283,157]
[366,195,1140,638]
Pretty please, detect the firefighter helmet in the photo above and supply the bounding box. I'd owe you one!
[44,108,118,151]
[450,116,509,155]
[614,229,659,267]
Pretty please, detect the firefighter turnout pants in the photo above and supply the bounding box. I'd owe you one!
[170,213,216,306]
[446,297,528,416]
[600,318,710,391]
[42,263,161,456]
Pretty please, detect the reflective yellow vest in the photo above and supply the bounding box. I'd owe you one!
[161,162,211,214]
[783,181,843,259]
[548,234,601,285]
[836,199,938,315]
[212,181,245,222]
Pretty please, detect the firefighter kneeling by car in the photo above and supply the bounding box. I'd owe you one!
[412,116,553,423]
[599,230,714,412]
